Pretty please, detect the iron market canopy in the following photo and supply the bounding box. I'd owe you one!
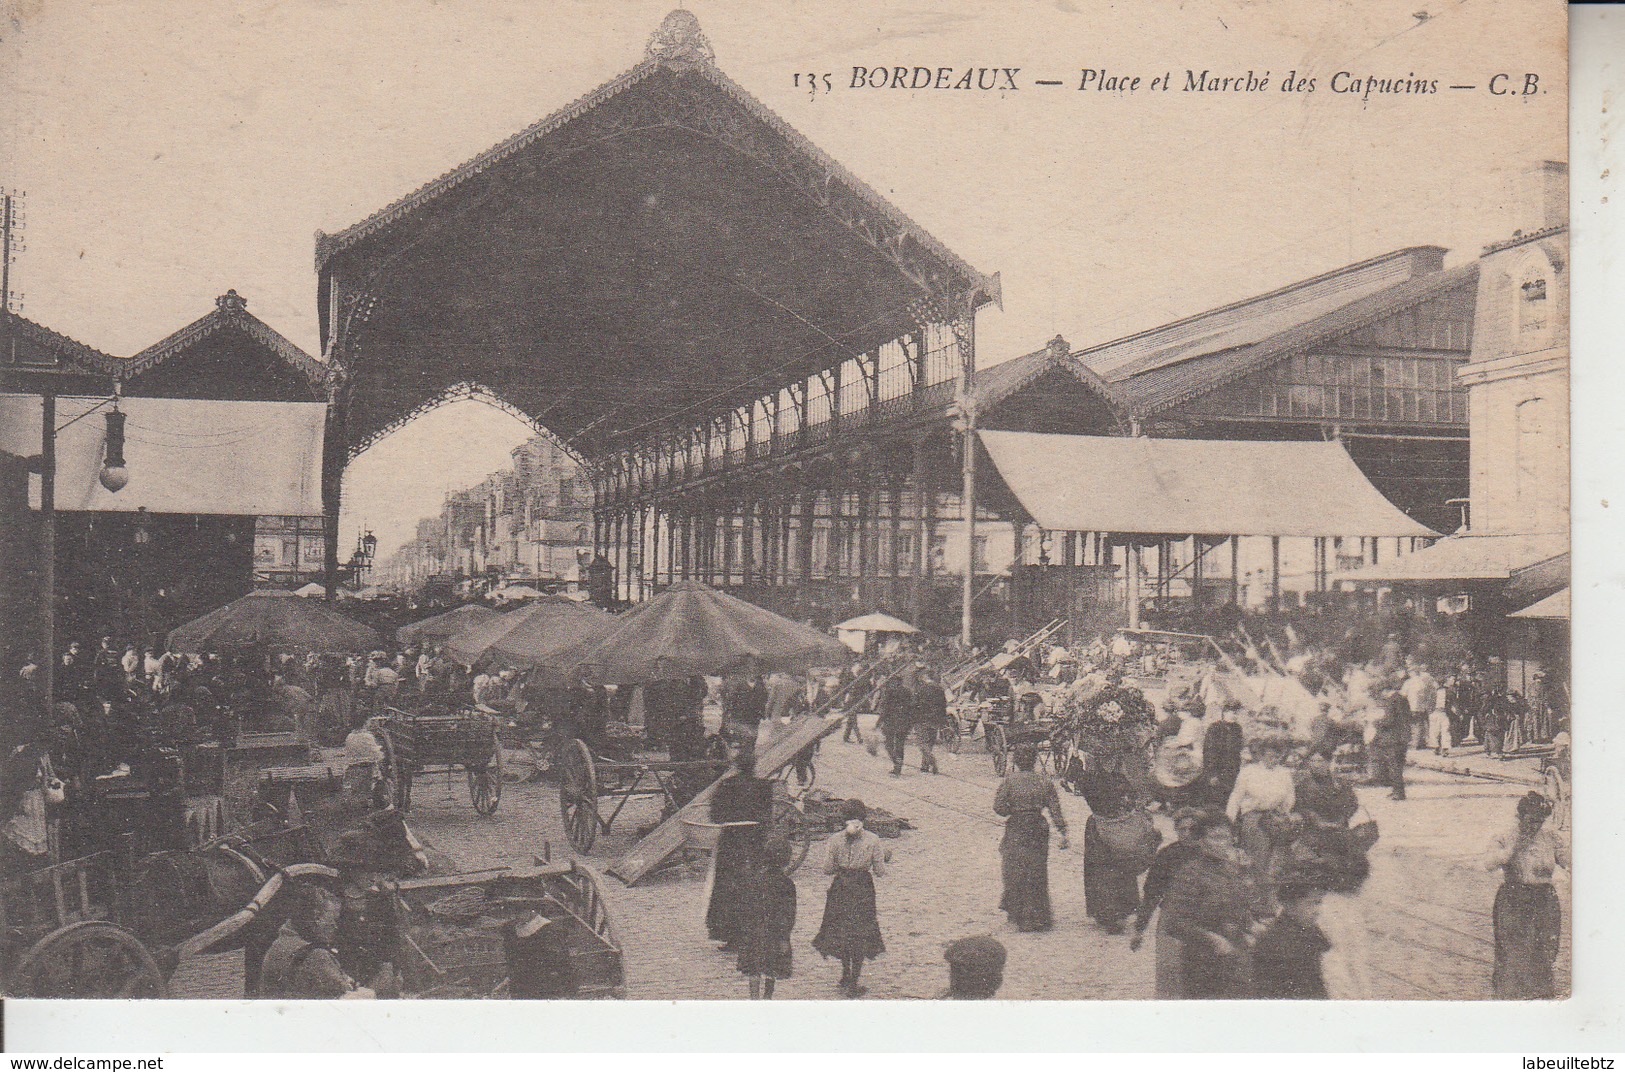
[977,430,1437,538]
[0,394,325,516]
[317,12,997,460]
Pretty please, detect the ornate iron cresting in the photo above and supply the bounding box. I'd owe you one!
[645,9,715,68]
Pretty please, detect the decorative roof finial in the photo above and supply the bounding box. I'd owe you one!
[646,9,714,68]
[216,289,247,313]
[1046,334,1071,359]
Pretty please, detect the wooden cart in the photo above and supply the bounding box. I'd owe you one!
[372,706,503,816]
[0,819,314,998]
[394,862,625,998]
[554,738,728,855]
[181,859,627,999]
[985,717,1066,777]
[0,851,168,998]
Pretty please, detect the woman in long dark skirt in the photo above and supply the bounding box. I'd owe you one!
[993,745,1069,932]
[1130,807,1206,998]
[705,751,773,950]
[812,799,889,997]
[1487,791,1568,998]
[1084,783,1161,934]
[1159,813,1261,998]
[737,841,797,999]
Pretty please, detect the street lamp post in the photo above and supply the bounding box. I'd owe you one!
[20,379,129,724]
[38,390,55,720]
[343,527,377,588]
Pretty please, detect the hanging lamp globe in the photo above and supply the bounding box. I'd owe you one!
[98,464,129,493]
[99,408,128,492]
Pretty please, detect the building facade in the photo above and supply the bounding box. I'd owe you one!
[0,290,330,648]
[1458,162,1569,539]
[385,432,593,597]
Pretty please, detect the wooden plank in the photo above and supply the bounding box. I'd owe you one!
[396,862,574,892]
[607,714,840,886]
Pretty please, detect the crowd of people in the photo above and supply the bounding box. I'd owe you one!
[0,604,1571,1002]
[695,623,1572,1002]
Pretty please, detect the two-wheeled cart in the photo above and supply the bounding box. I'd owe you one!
[371,706,504,816]
[555,738,729,856]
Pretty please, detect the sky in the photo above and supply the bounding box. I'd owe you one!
[0,0,1567,557]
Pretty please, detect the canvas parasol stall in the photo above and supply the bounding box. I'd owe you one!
[833,612,918,654]
[568,581,849,685]
[167,590,382,652]
[441,596,616,673]
[491,585,546,603]
[473,602,620,687]
[293,582,327,598]
[396,604,503,646]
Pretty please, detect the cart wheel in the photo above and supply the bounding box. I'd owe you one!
[944,715,964,755]
[12,921,169,998]
[1050,738,1073,780]
[771,797,812,874]
[376,725,409,812]
[470,740,503,817]
[558,739,600,853]
[988,725,1009,775]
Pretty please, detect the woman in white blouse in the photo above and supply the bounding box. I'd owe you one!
[1226,736,1295,883]
[1485,791,1569,998]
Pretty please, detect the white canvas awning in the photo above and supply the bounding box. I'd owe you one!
[977,430,1435,538]
[0,394,326,516]
[1337,532,1568,583]
[1510,587,1570,620]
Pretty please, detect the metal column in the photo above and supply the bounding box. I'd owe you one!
[1270,536,1282,612]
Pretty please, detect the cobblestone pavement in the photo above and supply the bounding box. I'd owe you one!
[169,717,1569,1000]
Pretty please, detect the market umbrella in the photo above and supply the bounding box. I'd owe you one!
[442,595,615,671]
[167,589,383,653]
[484,603,621,686]
[491,584,545,602]
[834,612,919,635]
[396,604,504,646]
[568,581,849,685]
[293,582,326,598]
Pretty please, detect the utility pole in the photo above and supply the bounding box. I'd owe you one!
[1,190,23,363]
[39,389,55,720]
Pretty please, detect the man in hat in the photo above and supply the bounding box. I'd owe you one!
[329,829,403,987]
[259,884,394,999]
[875,672,915,777]
[940,935,1007,999]
[1371,687,1411,800]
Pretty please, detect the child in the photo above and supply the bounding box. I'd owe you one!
[812,799,889,996]
[1251,881,1331,999]
[738,841,797,999]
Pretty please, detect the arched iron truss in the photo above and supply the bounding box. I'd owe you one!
[344,380,583,467]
